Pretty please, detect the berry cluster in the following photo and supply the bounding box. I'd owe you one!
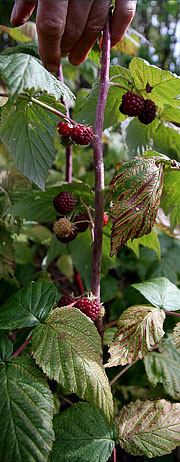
[58,294,101,321]
[58,121,94,146]
[120,91,156,125]
[53,191,89,243]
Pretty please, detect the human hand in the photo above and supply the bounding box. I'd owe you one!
[11,0,136,72]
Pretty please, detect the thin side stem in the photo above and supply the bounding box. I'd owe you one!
[31,96,75,125]
[164,310,180,317]
[91,14,111,303]
[113,447,117,462]
[57,64,73,183]
[74,267,85,295]
[80,198,94,242]
[11,334,32,359]
[110,362,136,387]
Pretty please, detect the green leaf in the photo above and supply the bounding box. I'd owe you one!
[161,170,180,230]
[0,280,57,330]
[114,399,180,457]
[25,225,52,246]
[125,117,159,159]
[42,234,68,272]
[106,305,165,367]
[153,122,180,159]
[144,335,180,400]
[32,307,114,422]
[0,331,13,361]
[100,275,119,303]
[132,277,180,311]
[1,40,39,59]
[130,57,180,108]
[126,227,161,259]
[57,254,74,281]
[110,158,164,256]
[0,356,54,462]
[0,97,61,190]
[0,223,16,284]
[161,105,180,124]
[50,403,115,462]
[0,53,74,104]
[69,230,92,291]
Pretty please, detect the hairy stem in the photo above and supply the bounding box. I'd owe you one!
[91,14,111,304]
[11,334,33,359]
[57,64,73,183]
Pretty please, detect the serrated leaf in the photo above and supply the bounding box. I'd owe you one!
[32,307,114,422]
[106,305,165,367]
[0,356,54,462]
[161,170,180,230]
[144,335,180,400]
[0,53,74,103]
[1,40,39,59]
[0,331,13,361]
[125,114,159,159]
[110,158,164,256]
[130,57,180,108]
[114,399,180,457]
[153,122,180,159]
[49,403,115,462]
[132,277,180,311]
[0,97,62,190]
[0,280,57,330]
[126,227,161,259]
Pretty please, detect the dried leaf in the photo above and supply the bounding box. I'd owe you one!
[106,305,165,367]
[114,399,180,458]
[110,158,164,256]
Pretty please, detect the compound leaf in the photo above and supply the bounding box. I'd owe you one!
[49,403,115,462]
[132,277,180,311]
[0,356,54,462]
[114,399,180,457]
[110,158,164,256]
[106,305,165,367]
[161,170,180,231]
[144,335,180,400]
[0,53,74,103]
[0,223,16,284]
[32,307,114,422]
[0,280,57,330]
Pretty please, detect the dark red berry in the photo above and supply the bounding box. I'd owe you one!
[71,124,94,145]
[119,103,126,115]
[103,213,109,227]
[138,99,156,125]
[57,227,78,243]
[58,121,71,137]
[121,91,144,116]
[53,192,75,215]
[74,297,101,321]
[58,295,74,307]
[73,213,89,233]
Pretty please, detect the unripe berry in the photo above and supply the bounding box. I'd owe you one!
[53,217,72,238]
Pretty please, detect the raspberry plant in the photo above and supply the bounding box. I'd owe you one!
[2,7,180,462]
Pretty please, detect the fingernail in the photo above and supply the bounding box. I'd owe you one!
[43,62,58,72]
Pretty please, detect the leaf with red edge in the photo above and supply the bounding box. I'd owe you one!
[114,399,180,458]
[110,157,164,256]
[105,305,165,367]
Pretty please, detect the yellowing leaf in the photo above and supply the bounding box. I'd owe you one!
[114,399,180,458]
[106,305,165,367]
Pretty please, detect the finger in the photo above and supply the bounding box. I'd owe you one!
[36,0,68,72]
[61,0,94,57]
[10,0,36,26]
[111,0,137,47]
[69,0,111,66]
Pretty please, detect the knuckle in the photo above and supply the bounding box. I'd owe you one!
[37,17,64,37]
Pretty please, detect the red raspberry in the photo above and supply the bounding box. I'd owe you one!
[73,213,89,233]
[58,121,71,137]
[53,192,75,215]
[74,297,101,321]
[71,124,94,145]
[103,213,109,227]
[57,227,78,243]
[120,91,144,116]
[58,295,74,307]
[138,99,156,125]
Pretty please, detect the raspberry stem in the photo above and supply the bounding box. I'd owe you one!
[91,13,111,309]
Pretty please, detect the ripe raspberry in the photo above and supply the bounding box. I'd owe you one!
[73,213,89,233]
[119,103,126,115]
[103,213,109,227]
[71,124,94,145]
[138,99,156,125]
[53,217,72,238]
[58,121,71,137]
[57,227,78,243]
[53,191,75,214]
[58,295,74,307]
[120,91,144,116]
[74,297,101,321]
